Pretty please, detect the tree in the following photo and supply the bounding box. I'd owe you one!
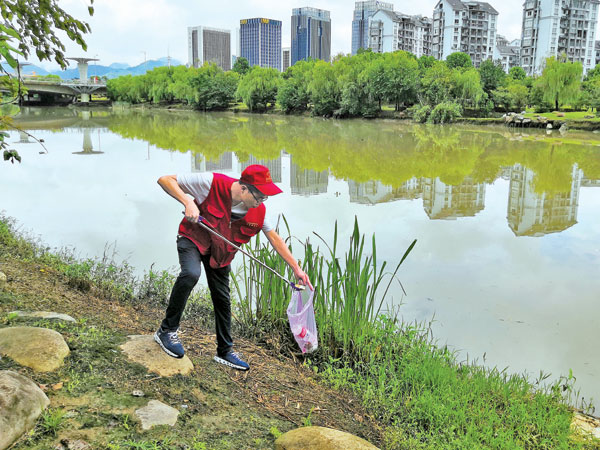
[308,60,340,116]
[381,51,419,110]
[235,66,280,112]
[479,59,506,95]
[445,52,472,70]
[0,0,93,72]
[418,60,453,105]
[535,56,582,110]
[508,66,526,81]
[232,57,250,75]
[452,68,484,106]
[277,60,314,113]
[1,0,93,163]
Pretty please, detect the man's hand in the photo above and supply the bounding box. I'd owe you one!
[184,200,200,223]
[293,267,314,291]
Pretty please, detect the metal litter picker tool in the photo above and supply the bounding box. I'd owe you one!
[188,214,305,291]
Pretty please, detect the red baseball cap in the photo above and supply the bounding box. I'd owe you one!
[240,164,283,196]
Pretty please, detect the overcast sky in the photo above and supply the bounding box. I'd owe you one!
[42,0,534,69]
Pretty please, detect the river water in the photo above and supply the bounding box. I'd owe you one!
[1,107,599,411]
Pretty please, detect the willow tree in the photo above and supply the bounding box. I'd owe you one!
[536,56,582,110]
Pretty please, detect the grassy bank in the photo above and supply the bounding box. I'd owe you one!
[1,215,598,449]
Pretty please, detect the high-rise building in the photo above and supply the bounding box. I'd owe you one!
[521,0,599,76]
[291,7,331,64]
[352,1,394,55]
[188,26,231,71]
[282,47,291,71]
[595,40,600,66]
[368,10,432,57]
[240,18,282,70]
[431,0,498,67]
[493,35,521,72]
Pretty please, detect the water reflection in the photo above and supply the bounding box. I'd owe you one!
[422,177,486,220]
[507,164,581,236]
[188,148,599,236]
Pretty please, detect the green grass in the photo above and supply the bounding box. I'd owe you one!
[523,108,600,121]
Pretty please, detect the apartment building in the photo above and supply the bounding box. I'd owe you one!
[352,1,394,55]
[521,0,599,75]
[188,26,231,71]
[493,35,521,72]
[291,7,331,64]
[432,0,498,67]
[368,10,433,57]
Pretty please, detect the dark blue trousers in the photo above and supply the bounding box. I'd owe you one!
[161,236,233,356]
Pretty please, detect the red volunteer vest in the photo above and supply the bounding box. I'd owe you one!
[178,173,265,269]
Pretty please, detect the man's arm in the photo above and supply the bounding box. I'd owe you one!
[157,175,200,222]
[264,229,314,290]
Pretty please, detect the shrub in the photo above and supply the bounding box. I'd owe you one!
[428,101,463,124]
[409,104,432,123]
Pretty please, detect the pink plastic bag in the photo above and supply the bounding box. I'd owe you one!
[287,287,318,353]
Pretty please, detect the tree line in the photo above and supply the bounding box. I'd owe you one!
[106,50,600,123]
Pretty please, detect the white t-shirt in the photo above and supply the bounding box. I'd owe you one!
[177,172,274,233]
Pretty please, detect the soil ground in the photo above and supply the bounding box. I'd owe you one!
[0,254,383,449]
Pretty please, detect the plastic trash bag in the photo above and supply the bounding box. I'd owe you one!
[287,287,318,353]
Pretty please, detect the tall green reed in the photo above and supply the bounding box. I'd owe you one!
[231,215,416,360]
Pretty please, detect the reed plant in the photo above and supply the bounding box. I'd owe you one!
[231,216,416,362]
[230,217,595,449]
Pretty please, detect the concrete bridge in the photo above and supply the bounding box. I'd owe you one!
[20,78,107,103]
[4,57,108,104]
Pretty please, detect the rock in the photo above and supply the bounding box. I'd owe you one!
[54,439,92,450]
[134,400,179,430]
[9,310,76,322]
[0,327,70,372]
[132,390,145,397]
[0,272,6,287]
[120,335,194,377]
[0,370,50,450]
[275,426,380,450]
[547,123,553,129]
[571,412,600,439]
[585,115,595,119]
[556,112,565,117]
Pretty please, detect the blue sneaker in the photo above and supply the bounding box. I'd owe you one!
[154,327,185,358]
[213,351,249,371]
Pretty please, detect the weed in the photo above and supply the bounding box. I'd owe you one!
[302,407,315,427]
[269,426,282,439]
[39,408,66,436]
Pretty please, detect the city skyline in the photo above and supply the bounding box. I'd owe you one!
[32,0,554,70]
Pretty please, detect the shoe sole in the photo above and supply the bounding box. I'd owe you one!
[213,355,249,371]
[154,332,184,359]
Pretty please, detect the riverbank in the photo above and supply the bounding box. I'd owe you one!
[1,215,599,449]
[0,216,381,449]
[107,101,600,132]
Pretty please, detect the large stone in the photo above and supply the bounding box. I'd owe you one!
[0,271,6,287]
[572,412,600,440]
[0,326,70,372]
[120,335,194,377]
[134,400,179,430]
[275,426,380,450]
[9,310,76,322]
[0,370,50,450]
